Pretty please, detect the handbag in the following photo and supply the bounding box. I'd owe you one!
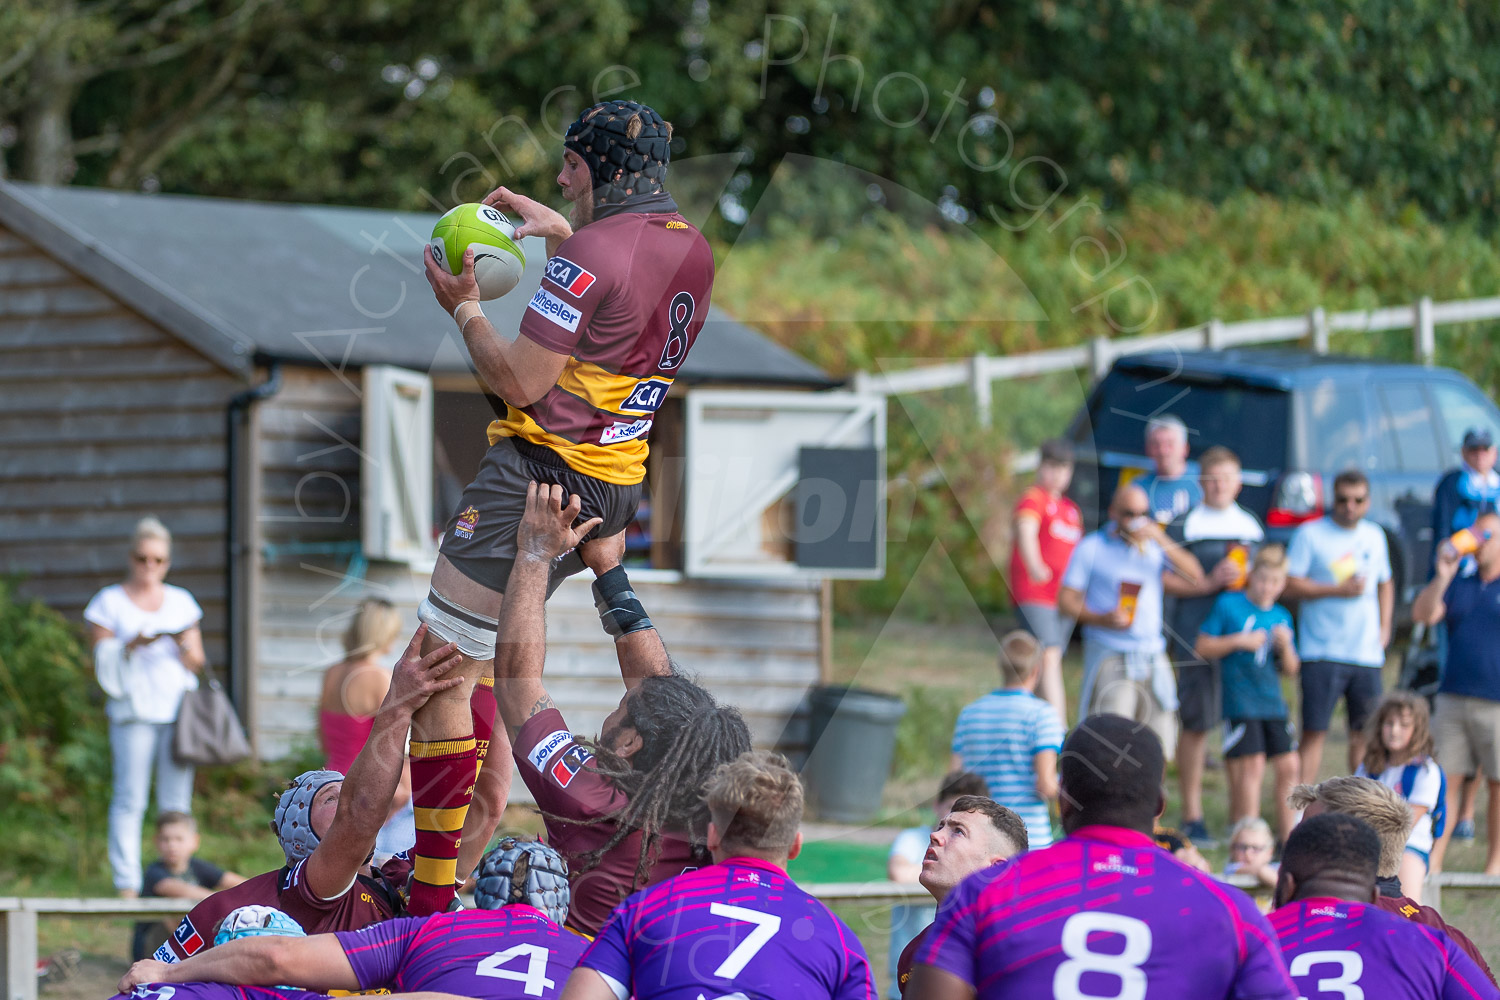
[173,669,253,767]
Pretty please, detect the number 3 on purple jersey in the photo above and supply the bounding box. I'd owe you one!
[1053,913,1153,1000]
[1287,951,1364,1000]
[708,903,781,978]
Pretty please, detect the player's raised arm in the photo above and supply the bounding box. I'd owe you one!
[559,966,624,1000]
[119,933,359,993]
[494,482,602,738]
[579,530,672,687]
[906,965,974,1000]
[304,628,462,898]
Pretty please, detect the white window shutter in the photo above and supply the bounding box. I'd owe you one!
[362,365,434,562]
[683,389,885,579]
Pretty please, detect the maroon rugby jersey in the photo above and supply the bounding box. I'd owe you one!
[1375,893,1496,984]
[513,708,701,937]
[489,209,715,485]
[153,854,411,962]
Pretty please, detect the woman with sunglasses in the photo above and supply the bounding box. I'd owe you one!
[85,517,206,897]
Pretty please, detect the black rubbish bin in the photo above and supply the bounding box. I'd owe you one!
[802,685,907,823]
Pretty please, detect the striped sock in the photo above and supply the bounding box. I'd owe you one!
[472,677,498,779]
[407,734,476,916]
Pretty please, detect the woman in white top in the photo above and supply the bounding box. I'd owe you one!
[85,517,206,896]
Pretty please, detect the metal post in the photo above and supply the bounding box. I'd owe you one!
[1,907,38,1000]
[1309,306,1329,354]
[1416,296,1435,365]
[851,370,873,396]
[1205,318,1225,350]
[1089,336,1111,382]
[969,353,992,428]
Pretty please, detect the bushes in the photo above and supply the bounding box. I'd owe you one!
[0,578,313,891]
[0,578,113,883]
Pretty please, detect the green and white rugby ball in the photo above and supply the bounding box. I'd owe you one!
[429,203,526,300]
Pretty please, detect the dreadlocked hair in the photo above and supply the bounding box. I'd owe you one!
[572,674,752,885]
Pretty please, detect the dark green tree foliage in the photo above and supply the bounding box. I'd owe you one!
[4,0,1498,225]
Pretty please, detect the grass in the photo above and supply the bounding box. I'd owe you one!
[787,841,891,885]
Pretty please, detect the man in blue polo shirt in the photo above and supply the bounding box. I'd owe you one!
[1058,483,1206,758]
[1414,511,1500,880]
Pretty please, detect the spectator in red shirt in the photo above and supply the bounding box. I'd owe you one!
[1008,439,1082,723]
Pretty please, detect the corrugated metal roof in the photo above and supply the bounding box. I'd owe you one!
[0,181,834,386]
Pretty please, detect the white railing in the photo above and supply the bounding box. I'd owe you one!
[850,295,1500,425]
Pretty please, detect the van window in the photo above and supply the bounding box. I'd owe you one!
[1076,368,1291,470]
[1431,381,1500,463]
[1377,383,1444,473]
[1302,377,1367,472]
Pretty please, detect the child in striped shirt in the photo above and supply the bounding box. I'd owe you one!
[950,631,1064,848]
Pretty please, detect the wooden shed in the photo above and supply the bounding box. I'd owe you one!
[0,181,885,761]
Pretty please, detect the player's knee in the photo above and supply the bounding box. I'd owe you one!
[419,588,498,661]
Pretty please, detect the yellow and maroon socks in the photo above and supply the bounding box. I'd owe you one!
[407,734,476,916]
[472,676,498,778]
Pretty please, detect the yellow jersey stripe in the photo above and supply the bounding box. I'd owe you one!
[554,360,674,413]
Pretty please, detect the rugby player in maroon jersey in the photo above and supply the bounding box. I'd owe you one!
[482,482,751,937]
[403,99,718,917]
[150,630,462,962]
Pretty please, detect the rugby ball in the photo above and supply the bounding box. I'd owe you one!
[429,203,527,300]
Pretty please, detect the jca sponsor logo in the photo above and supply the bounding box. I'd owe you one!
[620,378,671,415]
[527,288,582,333]
[543,256,597,297]
[550,745,593,788]
[172,916,204,955]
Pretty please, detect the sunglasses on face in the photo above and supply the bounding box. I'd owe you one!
[1333,494,1368,506]
[1119,508,1151,519]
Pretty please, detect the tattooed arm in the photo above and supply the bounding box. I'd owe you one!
[494,483,601,738]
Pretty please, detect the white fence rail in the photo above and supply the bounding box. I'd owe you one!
[851,294,1500,425]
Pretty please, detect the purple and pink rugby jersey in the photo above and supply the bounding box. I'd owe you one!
[580,856,876,1000]
[915,825,1297,999]
[117,987,329,1000]
[335,906,587,999]
[1272,898,1498,1000]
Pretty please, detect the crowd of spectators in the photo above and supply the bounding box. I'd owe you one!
[980,415,1500,893]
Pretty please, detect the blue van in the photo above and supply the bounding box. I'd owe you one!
[1066,349,1500,607]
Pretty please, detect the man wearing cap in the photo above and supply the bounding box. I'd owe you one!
[1431,426,1500,577]
[122,841,586,1000]
[1414,511,1500,880]
[409,99,715,916]
[1425,425,1498,842]
[150,630,463,962]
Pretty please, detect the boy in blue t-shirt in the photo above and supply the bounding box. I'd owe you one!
[1196,544,1301,845]
[951,631,1065,849]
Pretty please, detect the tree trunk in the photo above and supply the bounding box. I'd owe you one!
[19,13,75,184]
